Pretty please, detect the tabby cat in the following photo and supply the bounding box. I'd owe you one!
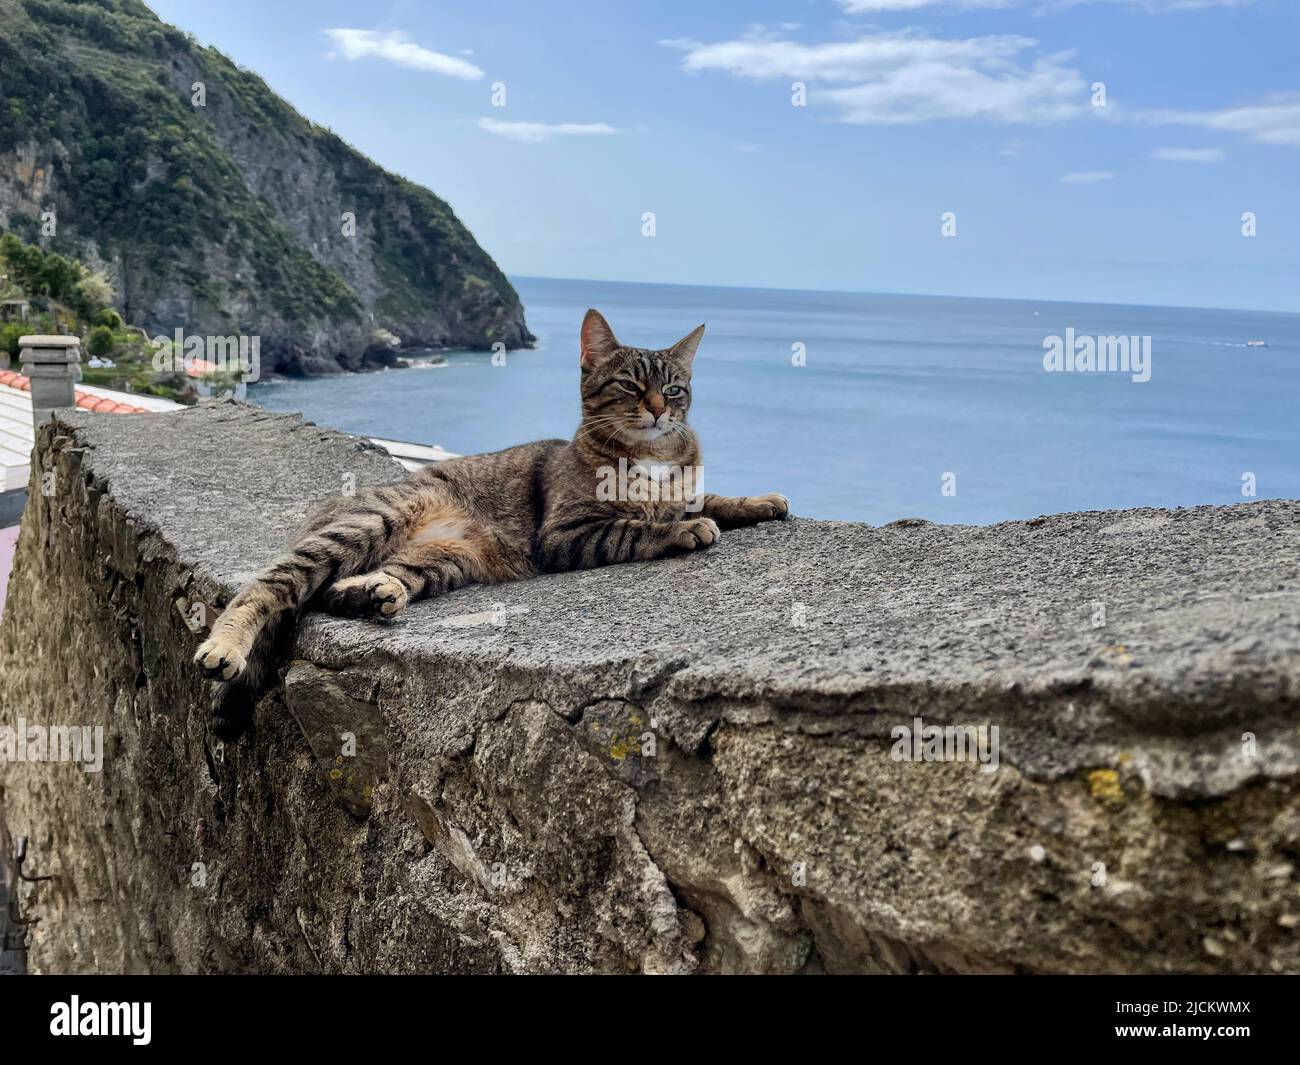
[195,310,789,737]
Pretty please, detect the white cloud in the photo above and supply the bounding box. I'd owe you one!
[1137,94,1300,147]
[838,1,1015,10]
[665,23,1290,153]
[1048,0,1254,10]
[324,29,483,80]
[1059,170,1115,183]
[838,0,1253,10]
[663,31,1088,125]
[1151,146,1226,162]
[476,118,620,143]
[666,33,1031,84]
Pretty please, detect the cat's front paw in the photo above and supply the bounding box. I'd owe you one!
[751,493,789,521]
[194,635,247,681]
[671,517,720,551]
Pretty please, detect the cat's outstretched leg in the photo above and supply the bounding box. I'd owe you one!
[194,501,403,681]
[698,493,789,530]
[538,515,722,571]
[204,610,291,741]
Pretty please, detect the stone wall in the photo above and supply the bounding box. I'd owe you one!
[1,402,1298,973]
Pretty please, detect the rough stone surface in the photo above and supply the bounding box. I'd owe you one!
[1,401,1298,973]
[0,795,25,974]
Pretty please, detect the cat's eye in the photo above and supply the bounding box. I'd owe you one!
[613,380,639,394]
[664,385,685,398]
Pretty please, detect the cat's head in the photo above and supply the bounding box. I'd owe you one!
[578,309,703,446]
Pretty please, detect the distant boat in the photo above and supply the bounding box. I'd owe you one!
[1246,339,1269,348]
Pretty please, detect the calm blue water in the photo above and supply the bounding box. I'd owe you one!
[250,277,1300,524]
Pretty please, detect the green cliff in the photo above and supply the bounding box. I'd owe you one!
[0,0,532,374]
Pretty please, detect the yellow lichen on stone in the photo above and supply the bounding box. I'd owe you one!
[1087,768,1124,803]
[609,734,639,760]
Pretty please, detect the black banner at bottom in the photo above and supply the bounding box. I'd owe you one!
[0,974,1291,1051]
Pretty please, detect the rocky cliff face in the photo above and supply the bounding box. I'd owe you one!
[3,403,1299,974]
[0,0,531,374]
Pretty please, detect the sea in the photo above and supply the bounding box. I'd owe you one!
[249,276,1300,525]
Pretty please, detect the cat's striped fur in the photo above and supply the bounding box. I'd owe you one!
[195,310,789,737]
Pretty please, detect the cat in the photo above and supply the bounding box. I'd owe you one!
[194,309,789,738]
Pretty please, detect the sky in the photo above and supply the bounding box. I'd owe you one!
[147,0,1300,312]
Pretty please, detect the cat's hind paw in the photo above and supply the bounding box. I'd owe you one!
[195,636,247,681]
[321,572,408,619]
[366,572,408,618]
[671,517,720,552]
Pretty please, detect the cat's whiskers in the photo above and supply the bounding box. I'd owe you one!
[579,414,627,437]
[577,418,631,457]
[581,412,645,448]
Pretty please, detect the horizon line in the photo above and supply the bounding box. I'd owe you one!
[509,274,1300,320]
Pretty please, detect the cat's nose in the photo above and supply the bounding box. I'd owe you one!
[645,393,666,417]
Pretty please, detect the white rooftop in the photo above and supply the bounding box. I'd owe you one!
[1,380,455,495]
[0,384,32,494]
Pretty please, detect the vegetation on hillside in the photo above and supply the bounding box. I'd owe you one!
[0,230,200,401]
[0,0,360,336]
[0,0,528,365]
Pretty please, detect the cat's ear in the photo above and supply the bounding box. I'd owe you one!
[580,309,620,370]
[669,323,705,364]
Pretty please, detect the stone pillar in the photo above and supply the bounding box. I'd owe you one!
[18,335,81,428]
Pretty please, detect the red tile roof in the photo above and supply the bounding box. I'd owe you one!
[0,369,148,414]
[185,358,221,377]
